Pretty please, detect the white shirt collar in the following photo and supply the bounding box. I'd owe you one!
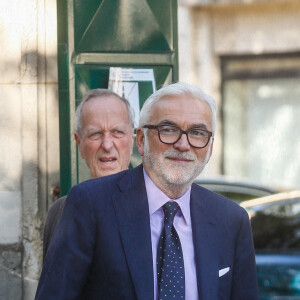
[143,168,191,226]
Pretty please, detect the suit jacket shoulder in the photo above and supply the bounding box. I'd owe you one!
[191,182,244,219]
[43,195,67,261]
[42,169,131,262]
[36,165,154,300]
[43,172,127,261]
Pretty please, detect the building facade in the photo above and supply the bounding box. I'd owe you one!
[178,0,300,190]
[0,0,300,298]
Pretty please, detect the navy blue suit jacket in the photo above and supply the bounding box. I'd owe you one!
[35,164,258,300]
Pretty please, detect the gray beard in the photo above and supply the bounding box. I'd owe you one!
[143,134,211,198]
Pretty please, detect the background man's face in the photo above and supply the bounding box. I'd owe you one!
[75,96,134,178]
[137,94,213,189]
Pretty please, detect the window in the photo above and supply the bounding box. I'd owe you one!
[222,54,300,190]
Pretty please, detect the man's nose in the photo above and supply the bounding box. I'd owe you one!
[101,133,114,151]
[173,133,191,151]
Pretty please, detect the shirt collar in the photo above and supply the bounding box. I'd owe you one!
[143,168,191,226]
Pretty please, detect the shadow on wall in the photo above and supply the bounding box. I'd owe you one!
[0,159,58,299]
[0,51,60,299]
[0,162,59,300]
[0,243,22,300]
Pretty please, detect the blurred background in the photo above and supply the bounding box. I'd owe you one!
[0,0,300,298]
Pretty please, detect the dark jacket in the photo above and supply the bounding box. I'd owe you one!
[36,164,258,300]
[43,195,67,261]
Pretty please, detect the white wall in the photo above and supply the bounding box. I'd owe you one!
[0,0,59,298]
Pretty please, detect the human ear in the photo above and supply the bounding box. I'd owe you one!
[136,128,145,156]
[207,137,214,162]
[74,132,85,159]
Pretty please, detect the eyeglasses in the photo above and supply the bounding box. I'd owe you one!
[143,123,212,148]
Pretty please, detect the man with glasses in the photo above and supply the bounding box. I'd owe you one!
[35,82,258,300]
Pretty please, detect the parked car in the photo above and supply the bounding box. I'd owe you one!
[241,191,300,299]
[194,176,277,203]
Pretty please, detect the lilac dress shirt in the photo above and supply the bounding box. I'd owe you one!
[143,169,199,300]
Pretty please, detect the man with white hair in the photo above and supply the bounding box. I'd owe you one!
[43,88,134,260]
[36,82,258,300]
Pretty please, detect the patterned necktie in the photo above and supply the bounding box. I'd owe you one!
[157,201,185,300]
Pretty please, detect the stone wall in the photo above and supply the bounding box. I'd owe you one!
[0,0,59,298]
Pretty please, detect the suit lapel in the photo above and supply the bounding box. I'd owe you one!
[191,184,219,300]
[112,165,154,300]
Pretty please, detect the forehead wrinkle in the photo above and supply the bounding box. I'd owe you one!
[158,119,177,125]
[190,123,209,130]
[158,120,209,131]
[150,96,212,131]
[81,96,131,127]
[85,124,131,133]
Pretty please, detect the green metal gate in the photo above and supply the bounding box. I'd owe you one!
[57,0,179,196]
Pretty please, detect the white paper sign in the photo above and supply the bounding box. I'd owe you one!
[108,68,156,127]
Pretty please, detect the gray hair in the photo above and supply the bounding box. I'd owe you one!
[75,89,135,135]
[139,82,217,135]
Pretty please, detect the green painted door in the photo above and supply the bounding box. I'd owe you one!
[57,0,178,196]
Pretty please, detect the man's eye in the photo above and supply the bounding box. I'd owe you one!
[159,126,178,134]
[112,130,126,137]
[89,132,102,139]
[190,130,207,137]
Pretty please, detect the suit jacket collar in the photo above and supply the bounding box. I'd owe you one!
[112,165,154,300]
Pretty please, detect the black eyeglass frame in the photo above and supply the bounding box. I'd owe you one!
[143,124,213,149]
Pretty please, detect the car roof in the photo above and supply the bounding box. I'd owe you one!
[240,190,300,210]
[194,176,278,199]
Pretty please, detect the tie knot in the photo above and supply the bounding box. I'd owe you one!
[162,201,179,224]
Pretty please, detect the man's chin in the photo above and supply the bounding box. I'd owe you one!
[162,164,204,186]
[159,168,191,185]
[93,166,120,178]
[164,175,194,186]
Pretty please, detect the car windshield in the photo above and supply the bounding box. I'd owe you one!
[194,177,277,204]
